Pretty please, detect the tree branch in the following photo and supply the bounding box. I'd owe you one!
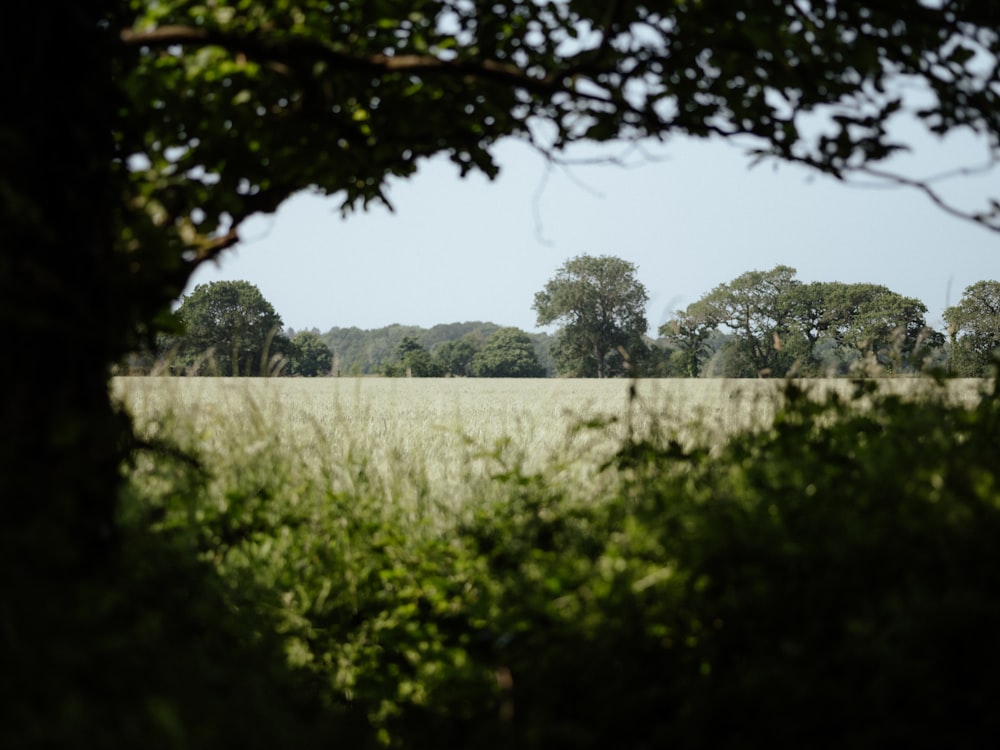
[120,25,560,91]
[856,165,1000,232]
[121,22,1000,236]
[120,23,668,147]
[188,226,241,266]
[747,143,1000,233]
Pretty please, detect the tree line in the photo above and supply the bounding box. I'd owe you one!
[660,266,939,378]
[661,269,1000,378]
[138,261,1000,379]
[321,322,554,377]
[136,281,335,377]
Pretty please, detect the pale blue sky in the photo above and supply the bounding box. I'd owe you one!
[187,130,999,337]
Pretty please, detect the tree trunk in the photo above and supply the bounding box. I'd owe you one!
[595,343,605,378]
[1,3,123,576]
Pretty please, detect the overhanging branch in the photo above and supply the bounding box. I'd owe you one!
[121,23,664,142]
[751,147,1000,234]
[121,22,1000,236]
[189,226,240,265]
[121,25,560,92]
[856,164,1000,233]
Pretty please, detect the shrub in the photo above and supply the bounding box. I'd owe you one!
[109,377,1000,749]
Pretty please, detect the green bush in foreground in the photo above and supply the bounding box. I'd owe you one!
[29,377,999,749]
[615,380,1000,748]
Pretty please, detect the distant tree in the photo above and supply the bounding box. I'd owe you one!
[945,281,1000,376]
[658,309,716,377]
[470,328,546,378]
[687,266,802,377]
[290,331,334,377]
[383,337,444,377]
[675,271,942,377]
[782,281,917,375]
[435,339,481,377]
[166,281,289,376]
[321,323,552,375]
[637,336,692,378]
[834,287,938,374]
[779,280,840,374]
[525,332,556,376]
[534,255,650,378]
[423,323,502,350]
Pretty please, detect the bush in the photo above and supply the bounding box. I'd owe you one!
[103,377,1000,749]
[612,379,1000,748]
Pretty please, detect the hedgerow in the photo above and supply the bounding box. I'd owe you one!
[104,377,1000,748]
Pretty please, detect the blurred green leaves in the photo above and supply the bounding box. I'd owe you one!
[117,375,1000,748]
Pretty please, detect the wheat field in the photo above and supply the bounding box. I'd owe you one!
[112,376,988,512]
[113,377,782,467]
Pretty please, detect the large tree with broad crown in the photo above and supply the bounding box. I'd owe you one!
[167,280,289,376]
[945,280,1000,376]
[534,254,650,377]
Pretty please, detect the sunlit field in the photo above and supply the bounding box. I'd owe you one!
[114,377,747,515]
[113,375,987,511]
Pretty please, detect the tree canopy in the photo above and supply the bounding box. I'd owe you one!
[534,254,650,378]
[661,267,942,377]
[945,280,1000,376]
[383,336,445,377]
[686,265,801,377]
[316,323,554,375]
[167,280,288,376]
[118,0,1000,263]
[434,338,482,377]
[470,327,547,378]
[290,330,335,377]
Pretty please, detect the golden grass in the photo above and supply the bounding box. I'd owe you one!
[113,377,767,464]
[112,376,989,513]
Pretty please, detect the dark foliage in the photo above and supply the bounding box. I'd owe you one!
[96,377,1000,749]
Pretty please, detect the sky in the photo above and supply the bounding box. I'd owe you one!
[186,127,1000,338]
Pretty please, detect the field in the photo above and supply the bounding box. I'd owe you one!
[114,373,987,445]
[113,375,986,498]
[112,374,988,530]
